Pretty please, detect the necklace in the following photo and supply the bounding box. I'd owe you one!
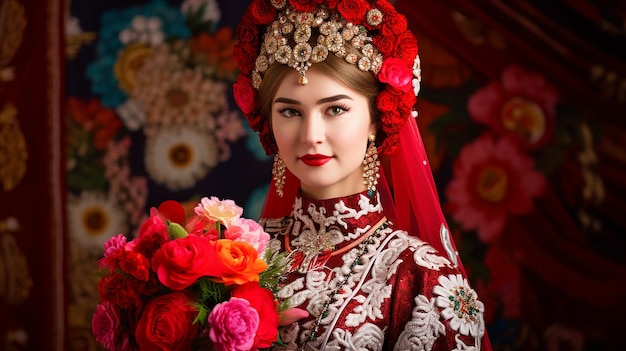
[298,219,388,351]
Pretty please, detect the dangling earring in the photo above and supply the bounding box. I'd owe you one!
[363,135,380,197]
[273,153,286,197]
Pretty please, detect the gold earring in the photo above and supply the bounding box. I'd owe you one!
[273,153,286,198]
[363,135,380,197]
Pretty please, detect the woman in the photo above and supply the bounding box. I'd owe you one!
[233,0,491,350]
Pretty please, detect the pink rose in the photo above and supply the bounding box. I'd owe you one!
[231,282,279,348]
[225,217,270,253]
[378,57,413,93]
[194,196,243,227]
[92,303,121,350]
[98,234,127,271]
[135,292,200,351]
[152,234,223,290]
[208,297,260,351]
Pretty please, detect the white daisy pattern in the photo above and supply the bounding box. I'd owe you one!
[433,274,485,337]
[67,191,127,249]
[144,125,218,190]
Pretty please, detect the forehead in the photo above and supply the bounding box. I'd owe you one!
[273,67,363,102]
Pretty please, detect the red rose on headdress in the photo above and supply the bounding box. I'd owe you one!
[373,34,395,56]
[378,57,413,93]
[380,7,407,36]
[233,44,257,75]
[236,13,260,46]
[396,31,419,65]
[376,89,397,113]
[250,0,277,24]
[289,0,317,12]
[337,0,369,24]
[234,74,258,115]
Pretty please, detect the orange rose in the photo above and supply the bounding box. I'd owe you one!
[213,239,267,286]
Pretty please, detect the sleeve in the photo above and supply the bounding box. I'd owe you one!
[385,250,488,350]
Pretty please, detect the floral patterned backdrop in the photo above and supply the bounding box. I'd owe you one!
[64,0,271,348]
[1,0,625,350]
[398,1,626,350]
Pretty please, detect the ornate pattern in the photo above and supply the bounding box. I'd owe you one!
[0,104,27,191]
[262,191,487,350]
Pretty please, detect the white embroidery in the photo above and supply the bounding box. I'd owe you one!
[394,295,445,351]
[440,224,458,267]
[433,274,485,340]
[453,334,479,351]
[326,323,385,351]
[413,242,454,271]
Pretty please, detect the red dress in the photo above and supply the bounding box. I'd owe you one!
[261,191,488,351]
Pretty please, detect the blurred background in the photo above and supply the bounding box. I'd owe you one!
[1,0,625,350]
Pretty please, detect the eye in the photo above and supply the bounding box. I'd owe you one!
[327,104,349,116]
[277,107,301,118]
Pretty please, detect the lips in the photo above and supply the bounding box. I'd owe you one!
[300,154,332,166]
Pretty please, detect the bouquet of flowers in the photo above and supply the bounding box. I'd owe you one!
[91,196,304,351]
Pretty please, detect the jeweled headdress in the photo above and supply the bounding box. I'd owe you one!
[233,0,421,156]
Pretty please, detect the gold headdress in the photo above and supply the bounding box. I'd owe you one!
[251,5,384,88]
[233,0,421,155]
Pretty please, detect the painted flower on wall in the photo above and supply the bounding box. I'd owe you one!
[445,136,546,242]
[144,125,219,190]
[85,0,244,191]
[467,65,559,150]
[67,191,128,249]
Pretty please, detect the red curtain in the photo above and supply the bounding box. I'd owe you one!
[0,0,66,350]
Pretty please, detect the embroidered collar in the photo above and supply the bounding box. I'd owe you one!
[285,191,385,269]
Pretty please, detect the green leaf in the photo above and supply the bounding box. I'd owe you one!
[168,222,189,239]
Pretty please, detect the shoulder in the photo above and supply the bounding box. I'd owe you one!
[384,225,458,272]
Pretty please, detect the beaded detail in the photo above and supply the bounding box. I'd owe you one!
[299,220,389,350]
[252,5,384,89]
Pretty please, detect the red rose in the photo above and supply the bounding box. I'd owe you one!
[151,234,223,290]
[289,0,317,12]
[382,13,407,36]
[236,14,260,46]
[337,0,369,24]
[325,0,339,8]
[233,74,258,114]
[157,200,186,225]
[119,250,150,281]
[376,90,397,112]
[373,34,395,56]
[134,210,169,258]
[97,273,143,308]
[231,282,279,348]
[232,44,257,75]
[135,292,200,351]
[395,31,419,65]
[378,57,413,93]
[250,0,277,24]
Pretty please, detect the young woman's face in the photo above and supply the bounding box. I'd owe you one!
[271,67,376,200]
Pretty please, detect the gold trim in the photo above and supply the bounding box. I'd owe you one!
[0,104,28,192]
[0,217,32,306]
[0,0,26,66]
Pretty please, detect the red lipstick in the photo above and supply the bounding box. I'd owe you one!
[300,154,332,166]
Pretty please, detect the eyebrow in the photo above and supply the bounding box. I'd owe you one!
[273,94,353,105]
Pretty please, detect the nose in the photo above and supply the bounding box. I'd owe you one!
[300,113,324,145]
